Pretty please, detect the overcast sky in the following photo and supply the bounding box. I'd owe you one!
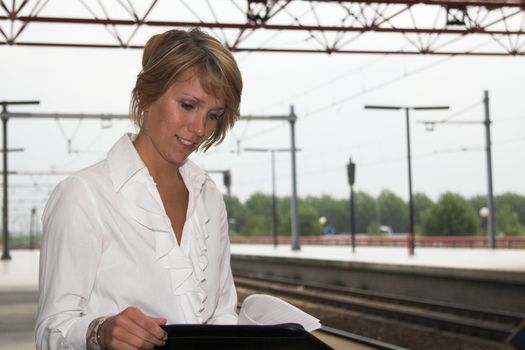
[2,22,525,232]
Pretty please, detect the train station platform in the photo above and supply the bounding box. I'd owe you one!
[230,244,525,313]
[2,245,525,291]
[230,244,525,272]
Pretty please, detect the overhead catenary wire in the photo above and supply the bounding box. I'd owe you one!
[221,54,455,150]
[220,35,511,153]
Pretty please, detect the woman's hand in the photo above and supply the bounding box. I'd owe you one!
[98,306,168,349]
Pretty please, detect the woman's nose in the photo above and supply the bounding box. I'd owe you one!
[188,113,207,138]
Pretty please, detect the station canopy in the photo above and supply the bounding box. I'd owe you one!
[0,0,524,56]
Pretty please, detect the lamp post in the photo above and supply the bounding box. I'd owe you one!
[207,169,232,196]
[347,158,356,252]
[364,104,449,255]
[244,147,299,247]
[418,91,495,248]
[1,100,40,260]
[29,207,37,250]
[479,206,489,237]
[223,170,232,197]
[241,106,301,250]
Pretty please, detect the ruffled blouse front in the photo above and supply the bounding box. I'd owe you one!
[115,138,220,323]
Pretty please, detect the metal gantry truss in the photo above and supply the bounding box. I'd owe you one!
[0,0,524,55]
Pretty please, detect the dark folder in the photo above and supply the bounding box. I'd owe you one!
[508,320,525,350]
[155,323,335,350]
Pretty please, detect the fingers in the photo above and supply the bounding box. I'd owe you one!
[99,307,168,350]
[126,308,167,342]
[152,317,167,326]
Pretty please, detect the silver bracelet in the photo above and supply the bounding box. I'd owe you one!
[86,316,107,350]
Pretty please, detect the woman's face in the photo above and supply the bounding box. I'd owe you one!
[141,69,224,167]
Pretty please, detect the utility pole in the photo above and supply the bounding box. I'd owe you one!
[347,158,356,252]
[1,100,39,260]
[365,104,449,256]
[483,90,496,249]
[1,108,128,260]
[418,90,495,248]
[244,147,299,248]
[29,207,37,250]
[241,106,301,250]
[223,170,232,197]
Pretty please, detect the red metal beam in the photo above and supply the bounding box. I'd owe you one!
[2,16,524,35]
[2,40,522,55]
[0,41,143,49]
[232,47,524,55]
[306,0,525,7]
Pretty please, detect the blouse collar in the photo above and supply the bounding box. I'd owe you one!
[107,133,209,194]
[107,133,146,192]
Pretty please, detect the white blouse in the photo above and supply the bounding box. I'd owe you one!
[35,134,237,350]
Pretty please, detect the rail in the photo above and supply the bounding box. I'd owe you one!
[230,235,525,249]
[234,274,525,343]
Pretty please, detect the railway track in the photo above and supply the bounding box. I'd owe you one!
[234,273,524,343]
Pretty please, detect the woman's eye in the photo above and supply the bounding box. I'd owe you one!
[208,112,221,120]
[181,102,194,110]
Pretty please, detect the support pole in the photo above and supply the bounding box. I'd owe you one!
[29,207,37,250]
[1,112,9,260]
[347,158,356,253]
[365,104,448,256]
[405,108,415,256]
[271,150,278,248]
[483,90,496,249]
[289,106,300,251]
[240,111,301,250]
[223,170,231,197]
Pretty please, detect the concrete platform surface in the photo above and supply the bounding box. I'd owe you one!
[0,250,39,350]
[230,244,525,272]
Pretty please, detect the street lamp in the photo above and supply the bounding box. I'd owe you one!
[207,170,232,196]
[418,91,496,249]
[479,206,489,237]
[241,106,301,250]
[364,104,449,255]
[244,147,299,247]
[347,158,356,253]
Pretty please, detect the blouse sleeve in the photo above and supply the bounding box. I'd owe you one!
[207,196,238,324]
[35,176,107,350]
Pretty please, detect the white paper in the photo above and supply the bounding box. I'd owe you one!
[238,294,321,332]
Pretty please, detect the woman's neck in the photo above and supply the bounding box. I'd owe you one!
[133,131,183,186]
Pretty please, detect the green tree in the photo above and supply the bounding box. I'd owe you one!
[277,196,291,235]
[377,190,408,233]
[354,191,376,234]
[223,195,246,235]
[496,192,525,226]
[496,205,525,236]
[245,192,273,217]
[414,192,433,226]
[278,197,323,236]
[469,194,487,215]
[298,204,324,236]
[241,213,272,236]
[240,192,283,236]
[421,192,478,236]
[304,195,349,234]
[367,221,381,235]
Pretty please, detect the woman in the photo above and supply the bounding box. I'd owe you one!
[35,28,243,350]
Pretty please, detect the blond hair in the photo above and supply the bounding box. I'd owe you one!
[130,28,242,150]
